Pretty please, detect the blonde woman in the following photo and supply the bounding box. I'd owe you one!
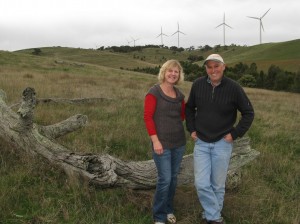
[144,60,186,224]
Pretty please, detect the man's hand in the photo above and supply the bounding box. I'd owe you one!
[224,133,233,143]
[191,131,197,141]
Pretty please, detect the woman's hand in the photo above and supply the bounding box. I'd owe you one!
[153,140,164,155]
[150,135,164,155]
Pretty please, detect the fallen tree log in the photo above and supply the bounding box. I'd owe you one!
[9,97,113,109]
[0,87,260,190]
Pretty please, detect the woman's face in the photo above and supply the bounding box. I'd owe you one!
[164,66,180,84]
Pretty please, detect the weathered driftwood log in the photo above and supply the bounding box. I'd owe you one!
[9,97,113,109]
[0,88,260,190]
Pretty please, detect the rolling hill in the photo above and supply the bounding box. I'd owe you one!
[12,39,300,73]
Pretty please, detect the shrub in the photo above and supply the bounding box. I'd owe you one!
[238,74,256,87]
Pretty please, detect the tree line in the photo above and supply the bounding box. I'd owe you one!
[105,45,299,93]
[129,61,300,93]
[225,62,300,93]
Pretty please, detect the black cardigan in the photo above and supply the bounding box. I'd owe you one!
[185,76,254,143]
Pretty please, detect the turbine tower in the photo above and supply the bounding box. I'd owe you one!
[247,8,271,44]
[156,26,168,46]
[131,37,140,47]
[171,22,185,48]
[215,13,233,46]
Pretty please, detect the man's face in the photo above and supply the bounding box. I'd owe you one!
[205,61,225,85]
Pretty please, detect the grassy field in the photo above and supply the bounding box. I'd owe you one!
[15,39,300,73]
[0,46,299,224]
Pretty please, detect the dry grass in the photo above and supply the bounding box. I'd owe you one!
[0,50,299,223]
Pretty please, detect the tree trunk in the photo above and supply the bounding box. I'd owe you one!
[0,88,260,190]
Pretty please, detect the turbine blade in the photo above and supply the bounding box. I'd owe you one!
[248,16,260,20]
[215,23,223,28]
[261,8,271,19]
[224,23,233,29]
[261,21,265,31]
[158,33,168,37]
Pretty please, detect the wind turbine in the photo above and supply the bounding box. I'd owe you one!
[156,26,168,46]
[126,39,132,46]
[171,22,185,48]
[215,13,233,46]
[131,37,140,47]
[247,8,271,44]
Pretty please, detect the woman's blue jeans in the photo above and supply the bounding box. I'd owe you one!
[152,145,185,222]
[194,138,232,221]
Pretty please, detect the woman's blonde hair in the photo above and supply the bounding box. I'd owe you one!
[158,59,184,85]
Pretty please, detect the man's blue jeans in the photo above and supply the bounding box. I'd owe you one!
[152,146,185,222]
[194,138,232,221]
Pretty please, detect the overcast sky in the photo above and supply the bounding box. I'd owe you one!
[1,0,299,51]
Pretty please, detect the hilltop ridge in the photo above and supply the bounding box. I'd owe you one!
[5,38,300,73]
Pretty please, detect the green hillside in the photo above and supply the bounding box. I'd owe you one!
[14,47,156,70]
[0,42,299,223]
[221,39,300,72]
[14,39,300,73]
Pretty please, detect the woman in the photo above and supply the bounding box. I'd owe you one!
[144,59,186,224]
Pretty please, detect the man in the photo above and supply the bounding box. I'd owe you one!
[185,54,254,224]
